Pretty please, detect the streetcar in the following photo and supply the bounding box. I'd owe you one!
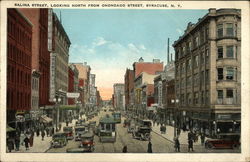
[97,114,116,142]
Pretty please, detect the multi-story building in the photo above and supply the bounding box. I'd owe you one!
[49,12,71,105]
[19,9,51,120]
[89,74,97,106]
[7,9,32,129]
[164,79,175,126]
[173,9,241,137]
[134,72,158,117]
[124,68,134,111]
[113,83,125,110]
[73,62,91,107]
[68,66,75,105]
[132,57,163,116]
[67,64,79,105]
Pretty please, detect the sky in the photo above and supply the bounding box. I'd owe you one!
[54,9,207,100]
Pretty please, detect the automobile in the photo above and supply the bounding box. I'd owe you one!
[79,132,95,152]
[138,119,152,128]
[51,133,67,148]
[88,121,97,134]
[132,126,151,141]
[123,119,131,127]
[63,126,74,140]
[205,138,240,149]
[75,125,89,141]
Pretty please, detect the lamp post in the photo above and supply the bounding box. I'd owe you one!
[53,97,61,132]
[171,99,179,138]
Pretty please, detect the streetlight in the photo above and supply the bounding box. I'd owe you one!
[53,97,61,132]
[171,99,179,138]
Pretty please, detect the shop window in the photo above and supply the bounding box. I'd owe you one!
[217,46,223,59]
[217,24,223,38]
[226,67,234,80]
[217,68,223,80]
[226,23,234,36]
[226,46,234,58]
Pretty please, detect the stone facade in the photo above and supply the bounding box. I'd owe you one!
[49,12,71,105]
[173,9,241,137]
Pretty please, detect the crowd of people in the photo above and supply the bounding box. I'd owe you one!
[6,122,56,152]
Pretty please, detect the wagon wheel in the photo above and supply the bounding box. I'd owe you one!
[144,133,150,141]
[232,144,239,149]
[207,143,213,149]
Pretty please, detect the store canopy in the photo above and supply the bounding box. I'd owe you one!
[40,115,53,123]
[59,105,79,110]
[7,125,16,132]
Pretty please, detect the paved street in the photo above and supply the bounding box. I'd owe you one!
[45,107,240,153]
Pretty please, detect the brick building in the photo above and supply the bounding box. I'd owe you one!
[173,9,241,137]
[19,9,51,121]
[124,68,134,111]
[68,66,75,105]
[7,9,32,128]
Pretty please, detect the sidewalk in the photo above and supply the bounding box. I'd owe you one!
[150,122,203,146]
[11,133,52,153]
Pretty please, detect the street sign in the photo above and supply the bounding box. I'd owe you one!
[67,92,80,98]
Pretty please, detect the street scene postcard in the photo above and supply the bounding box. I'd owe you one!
[0,0,250,162]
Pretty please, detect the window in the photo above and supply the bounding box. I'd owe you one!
[217,90,223,104]
[217,68,223,80]
[194,55,198,68]
[187,59,191,71]
[217,90,223,99]
[217,24,223,38]
[226,89,233,98]
[183,46,186,55]
[226,46,234,58]
[194,92,199,104]
[226,23,234,36]
[195,36,199,47]
[200,71,204,85]
[205,49,209,64]
[201,91,204,104]
[226,67,234,80]
[187,76,191,86]
[200,30,204,43]
[181,63,185,74]
[206,90,209,104]
[188,42,192,52]
[200,52,204,64]
[217,46,223,59]
[187,93,191,105]
[205,70,209,81]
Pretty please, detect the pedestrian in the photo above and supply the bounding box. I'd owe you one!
[14,135,20,151]
[66,121,69,126]
[182,124,186,132]
[122,145,127,153]
[23,136,29,150]
[29,133,34,147]
[200,133,205,145]
[7,136,14,152]
[52,127,55,135]
[36,128,40,137]
[45,127,49,137]
[174,137,180,152]
[147,140,153,153]
[177,128,181,136]
[41,130,45,141]
[188,139,194,152]
[59,123,62,131]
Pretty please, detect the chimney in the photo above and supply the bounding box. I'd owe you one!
[167,38,170,64]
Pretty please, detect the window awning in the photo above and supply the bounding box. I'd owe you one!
[7,125,16,132]
[40,115,53,123]
[59,105,79,110]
